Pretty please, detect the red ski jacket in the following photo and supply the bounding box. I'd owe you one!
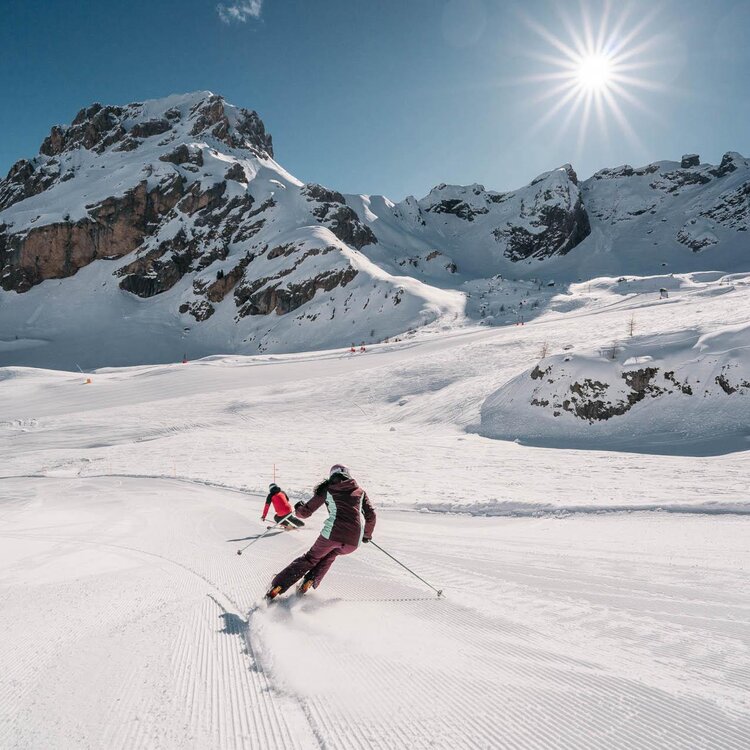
[295,477,376,547]
[262,490,293,520]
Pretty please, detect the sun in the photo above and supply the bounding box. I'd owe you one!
[575,54,613,91]
[519,2,664,150]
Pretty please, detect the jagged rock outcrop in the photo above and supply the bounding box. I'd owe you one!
[496,199,590,261]
[681,154,700,169]
[525,361,702,423]
[302,184,377,250]
[188,94,273,157]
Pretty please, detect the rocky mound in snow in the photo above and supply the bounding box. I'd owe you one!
[478,307,750,455]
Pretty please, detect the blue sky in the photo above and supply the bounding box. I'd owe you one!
[1,0,749,199]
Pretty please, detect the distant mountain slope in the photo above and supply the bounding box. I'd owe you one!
[0,92,748,368]
[350,154,750,283]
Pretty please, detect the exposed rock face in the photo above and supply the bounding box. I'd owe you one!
[715,367,750,395]
[40,104,127,157]
[235,260,357,317]
[0,159,62,211]
[118,227,199,298]
[710,152,740,178]
[676,226,719,251]
[700,181,750,231]
[681,154,700,169]
[497,199,590,261]
[224,163,246,182]
[1,176,184,292]
[524,360,709,423]
[302,183,377,250]
[427,195,489,221]
[160,145,204,167]
[189,94,273,157]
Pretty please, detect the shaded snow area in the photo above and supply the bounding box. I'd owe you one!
[2,260,750,747]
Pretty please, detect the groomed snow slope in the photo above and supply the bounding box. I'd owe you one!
[2,478,749,749]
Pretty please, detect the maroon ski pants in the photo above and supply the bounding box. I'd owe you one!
[272,535,358,591]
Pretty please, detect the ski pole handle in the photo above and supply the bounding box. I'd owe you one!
[368,540,444,597]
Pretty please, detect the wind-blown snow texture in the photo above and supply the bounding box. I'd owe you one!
[2,92,750,371]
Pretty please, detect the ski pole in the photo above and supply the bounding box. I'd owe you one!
[368,540,444,597]
[236,513,294,555]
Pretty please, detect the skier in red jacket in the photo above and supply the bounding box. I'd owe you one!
[266,464,376,599]
[262,484,304,529]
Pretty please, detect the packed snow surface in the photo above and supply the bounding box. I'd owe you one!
[2,253,750,747]
[2,479,749,749]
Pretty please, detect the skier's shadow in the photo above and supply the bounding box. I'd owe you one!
[219,611,248,636]
[208,595,266,674]
[208,594,249,634]
[227,531,283,542]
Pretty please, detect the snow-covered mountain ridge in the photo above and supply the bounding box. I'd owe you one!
[1,91,749,368]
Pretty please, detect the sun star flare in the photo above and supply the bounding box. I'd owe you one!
[521,2,665,150]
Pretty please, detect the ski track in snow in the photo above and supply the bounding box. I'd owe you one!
[1,476,749,749]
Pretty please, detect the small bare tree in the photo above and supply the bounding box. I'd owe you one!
[609,341,619,359]
[628,314,636,338]
[539,341,550,359]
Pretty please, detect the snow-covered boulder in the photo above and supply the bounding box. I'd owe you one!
[478,321,750,455]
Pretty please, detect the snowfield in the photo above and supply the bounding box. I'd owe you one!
[2,265,750,748]
[2,480,749,749]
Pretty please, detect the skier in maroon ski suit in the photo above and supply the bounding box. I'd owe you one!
[266,465,376,599]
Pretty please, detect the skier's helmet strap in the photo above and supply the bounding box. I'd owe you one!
[329,464,351,479]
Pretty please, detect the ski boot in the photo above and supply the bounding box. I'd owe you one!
[297,575,315,596]
[265,585,284,601]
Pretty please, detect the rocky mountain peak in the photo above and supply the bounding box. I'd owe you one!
[530,164,579,187]
[186,92,273,157]
[33,91,273,164]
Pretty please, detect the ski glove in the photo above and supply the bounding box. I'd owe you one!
[294,501,305,511]
[362,537,372,543]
